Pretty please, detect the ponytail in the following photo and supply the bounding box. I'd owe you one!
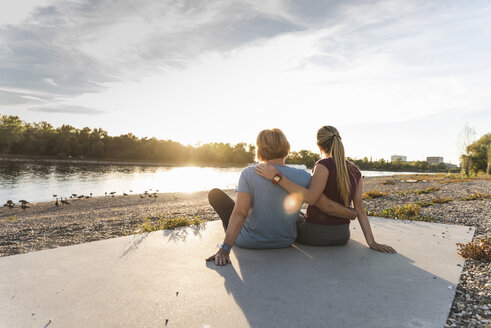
[317,126,351,206]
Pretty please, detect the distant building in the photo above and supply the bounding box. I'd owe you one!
[427,157,444,165]
[445,163,458,169]
[391,155,407,162]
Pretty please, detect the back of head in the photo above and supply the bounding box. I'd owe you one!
[317,126,351,206]
[256,129,290,162]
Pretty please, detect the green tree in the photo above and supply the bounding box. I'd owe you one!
[463,133,491,174]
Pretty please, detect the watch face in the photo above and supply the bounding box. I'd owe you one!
[221,244,232,251]
[273,175,281,182]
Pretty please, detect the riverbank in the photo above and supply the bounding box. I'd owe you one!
[0,175,489,327]
[0,154,248,168]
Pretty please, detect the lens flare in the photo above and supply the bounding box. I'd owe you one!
[283,193,303,215]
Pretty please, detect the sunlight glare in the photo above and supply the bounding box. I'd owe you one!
[283,193,303,215]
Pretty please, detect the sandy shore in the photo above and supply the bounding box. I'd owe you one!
[1,175,489,327]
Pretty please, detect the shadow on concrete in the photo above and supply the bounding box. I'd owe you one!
[206,239,456,328]
[119,232,150,259]
[119,224,207,259]
[161,224,207,243]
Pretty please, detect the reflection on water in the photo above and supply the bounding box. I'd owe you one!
[0,163,422,203]
[0,163,244,203]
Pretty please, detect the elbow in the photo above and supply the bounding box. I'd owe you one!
[234,209,249,221]
[305,194,321,205]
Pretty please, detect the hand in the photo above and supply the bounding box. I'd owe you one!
[206,249,232,266]
[255,164,279,181]
[348,207,357,220]
[368,242,396,253]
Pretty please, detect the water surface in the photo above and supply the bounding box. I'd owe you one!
[0,163,421,204]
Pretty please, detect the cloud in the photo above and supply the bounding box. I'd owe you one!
[43,78,58,86]
[0,0,309,103]
[28,105,107,115]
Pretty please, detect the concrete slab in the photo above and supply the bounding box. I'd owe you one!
[0,217,474,328]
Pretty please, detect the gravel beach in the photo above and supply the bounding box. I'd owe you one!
[1,175,489,327]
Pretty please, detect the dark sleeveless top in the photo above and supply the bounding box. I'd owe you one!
[304,157,362,225]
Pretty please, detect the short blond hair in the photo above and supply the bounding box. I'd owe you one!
[256,129,290,161]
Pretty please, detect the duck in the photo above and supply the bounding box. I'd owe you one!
[139,194,146,198]
[4,200,15,209]
[123,192,128,196]
[109,192,116,197]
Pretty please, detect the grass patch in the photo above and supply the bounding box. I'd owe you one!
[461,193,491,201]
[0,216,18,222]
[430,197,453,204]
[457,238,490,261]
[137,215,205,233]
[376,203,434,222]
[415,201,433,207]
[362,190,388,199]
[382,179,396,185]
[414,186,440,194]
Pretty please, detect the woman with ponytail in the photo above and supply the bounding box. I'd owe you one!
[256,126,395,253]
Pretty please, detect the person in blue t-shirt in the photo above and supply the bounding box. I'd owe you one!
[206,129,356,266]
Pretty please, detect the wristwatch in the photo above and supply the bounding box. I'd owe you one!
[217,243,232,252]
[272,173,282,184]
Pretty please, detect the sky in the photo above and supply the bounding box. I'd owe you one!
[1,0,490,164]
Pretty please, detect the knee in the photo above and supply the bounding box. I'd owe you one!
[208,188,223,205]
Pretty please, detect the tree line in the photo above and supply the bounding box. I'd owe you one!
[3,115,487,172]
[0,115,255,165]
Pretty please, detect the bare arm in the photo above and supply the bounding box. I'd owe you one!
[354,178,396,253]
[313,194,357,220]
[206,192,251,265]
[256,164,328,204]
[256,164,355,219]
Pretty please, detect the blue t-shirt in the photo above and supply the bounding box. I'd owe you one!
[235,164,311,249]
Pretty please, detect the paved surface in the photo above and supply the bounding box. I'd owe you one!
[0,217,474,328]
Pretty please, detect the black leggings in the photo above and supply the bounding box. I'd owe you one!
[207,188,350,246]
[208,188,235,231]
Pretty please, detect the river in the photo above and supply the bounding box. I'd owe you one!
[0,162,422,204]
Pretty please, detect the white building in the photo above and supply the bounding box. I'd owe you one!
[427,157,444,165]
[391,155,407,162]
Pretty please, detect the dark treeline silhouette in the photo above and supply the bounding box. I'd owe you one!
[348,157,459,173]
[0,115,255,165]
[0,115,464,171]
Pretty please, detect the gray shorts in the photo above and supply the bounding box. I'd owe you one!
[296,216,350,246]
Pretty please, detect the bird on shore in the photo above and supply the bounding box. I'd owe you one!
[139,194,146,198]
[89,193,93,198]
[77,195,85,199]
[53,194,57,198]
[19,200,30,210]
[3,200,15,209]
[123,191,128,196]
[61,198,70,205]
[55,198,59,207]
[110,192,116,197]
[105,192,107,197]
[71,194,78,198]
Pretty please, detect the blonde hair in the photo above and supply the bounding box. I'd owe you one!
[317,126,351,206]
[256,129,290,161]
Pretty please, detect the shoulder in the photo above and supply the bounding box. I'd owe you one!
[279,165,311,186]
[315,157,334,169]
[348,162,362,180]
